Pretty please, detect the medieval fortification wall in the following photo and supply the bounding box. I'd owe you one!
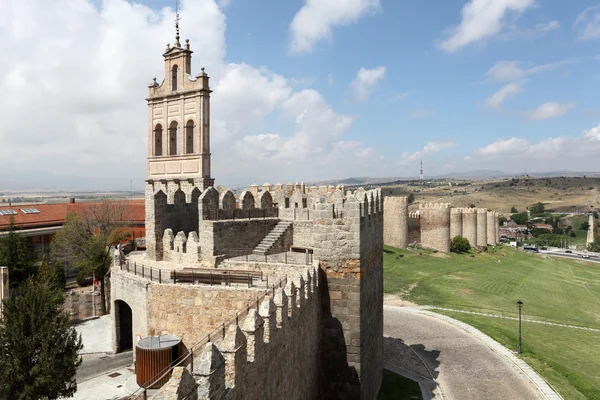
[383,197,500,252]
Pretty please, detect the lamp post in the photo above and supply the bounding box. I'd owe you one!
[517,300,523,354]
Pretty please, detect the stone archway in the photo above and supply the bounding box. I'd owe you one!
[115,300,133,352]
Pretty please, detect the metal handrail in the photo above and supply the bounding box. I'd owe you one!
[129,275,288,399]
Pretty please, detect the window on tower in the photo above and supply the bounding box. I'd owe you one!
[154,124,163,156]
[169,121,178,155]
[172,65,178,91]
[186,120,194,154]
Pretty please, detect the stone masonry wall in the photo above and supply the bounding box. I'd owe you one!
[383,196,408,249]
[461,208,477,248]
[198,219,279,261]
[419,203,451,253]
[407,213,421,245]
[487,211,497,245]
[476,209,488,247]
[147,284,265,345]
[450,208,463,239]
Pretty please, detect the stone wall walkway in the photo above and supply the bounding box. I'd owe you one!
[384,305,562,400]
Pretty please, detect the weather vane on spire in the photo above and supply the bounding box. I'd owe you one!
[174,0,181,47]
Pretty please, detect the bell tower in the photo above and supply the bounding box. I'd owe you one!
[146,23,214,188]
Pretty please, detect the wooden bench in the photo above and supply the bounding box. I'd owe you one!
[182,267,263,280]
[170,270,256,286]
[290,246,314,254]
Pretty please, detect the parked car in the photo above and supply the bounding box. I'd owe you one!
[565,250,572,254]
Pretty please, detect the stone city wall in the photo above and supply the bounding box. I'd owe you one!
[476,209,488,247]
[487,211,497,245]
[383,196,408,249]
[162,229,200,264]
[407,212,421,246]
[419,203,451,253]
[461,208,478,248]
[450,208,463,239]
[154,267,322,400]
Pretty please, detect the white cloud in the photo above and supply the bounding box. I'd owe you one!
[0,0,386,189]
[391,92,410,102]
[400,141,454,166]
[485,82,524,109]
[350,66,386,102]
[575,6,600,40]
[466,124,600,172]
[527,102,575,120]
[440,0,536,52]
[288,0,381,54]
[485,59,579,83]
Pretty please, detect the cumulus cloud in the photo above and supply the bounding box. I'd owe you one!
[575,6,600,40]
[350,66,386,102]
[440,0,536,52]
[485,82,524,109]
[466,124,600,172]
[527,102,575,120]
[400,141,454,166]
[485,59,579,83]
[288,0,381,54]
[0,0,385,189]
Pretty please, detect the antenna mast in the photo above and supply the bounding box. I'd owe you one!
[420,152,424,185]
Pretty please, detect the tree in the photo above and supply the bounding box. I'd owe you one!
[0,217,36,288]
[580,221,590,231]
[450,236,471,253]
[511,206,518,213]
[407,193,415,204]
[38,254,66,292]
[589,237,600,252]
[511,212,529,225]
[529,202,546,216]
[0,278,82,399]
[51,200,132,315]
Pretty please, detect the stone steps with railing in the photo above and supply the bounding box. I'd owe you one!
[253,221,293,255]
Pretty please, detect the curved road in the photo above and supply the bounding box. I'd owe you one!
[384,306,545,400]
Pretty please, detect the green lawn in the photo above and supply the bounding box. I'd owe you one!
[384,245,600,399]
[377,369,423,400]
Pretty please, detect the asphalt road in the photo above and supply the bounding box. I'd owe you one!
[384,306,544,400]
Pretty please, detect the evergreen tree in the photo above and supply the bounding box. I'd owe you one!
[0,217,36,288]
[450,236,471,253]
[0,279,82,399]
[38,255,66,291]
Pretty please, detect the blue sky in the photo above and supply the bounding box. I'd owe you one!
[1,0,600,189]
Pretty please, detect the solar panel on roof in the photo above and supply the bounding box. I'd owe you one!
[21,208,40,214]
[0,210,17,216]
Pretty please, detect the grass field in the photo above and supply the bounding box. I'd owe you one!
[383,246,600,399]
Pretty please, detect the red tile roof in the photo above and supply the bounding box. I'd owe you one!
[0,200,145,230]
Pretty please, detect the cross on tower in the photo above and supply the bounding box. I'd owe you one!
[174,0,181,47]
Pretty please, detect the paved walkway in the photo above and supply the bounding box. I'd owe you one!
[75,315,113,354]
[384,305,562,400]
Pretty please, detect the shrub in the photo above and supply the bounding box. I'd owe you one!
[450,236,471,253]
[76,270,92,287]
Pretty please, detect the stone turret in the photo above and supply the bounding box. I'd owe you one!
[450,208,463,239]
[462,208,478,248]
[476,209,488,247]
[419,203,451,252]
[383,197,409,249]
[487,211,497,245]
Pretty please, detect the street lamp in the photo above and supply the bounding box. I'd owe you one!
[517,300,523,354]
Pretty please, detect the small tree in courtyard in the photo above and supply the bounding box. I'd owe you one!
[51,200,133,315]
[450,236,471,253]
[0,278,82,399]
[0,217,36,288]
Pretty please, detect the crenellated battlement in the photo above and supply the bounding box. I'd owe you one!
[151,265,322,399]
[419,202,451,210]
[408,212,420,219]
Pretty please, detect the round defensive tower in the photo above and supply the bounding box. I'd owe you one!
[419,203,451,252]
[476,209,488,247]
[495,212,500,244]
[462,208,478,248]
[450,208,463,239]
[487,211,496,245]
[383,196,409,249]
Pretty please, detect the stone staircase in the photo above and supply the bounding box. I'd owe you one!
[253,221,293,255]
